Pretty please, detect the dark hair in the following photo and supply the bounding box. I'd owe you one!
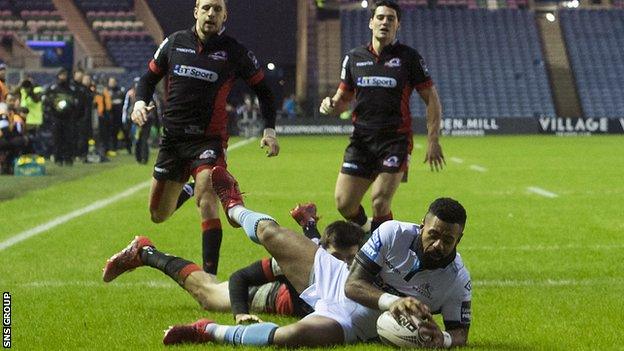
[370,0,401,22]
[428,197,467,227]
[320,221,365,250]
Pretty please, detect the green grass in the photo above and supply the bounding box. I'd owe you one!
[1,135,623,350]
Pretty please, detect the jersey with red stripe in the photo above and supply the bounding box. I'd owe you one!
[340,42,432,133]
[149,27,264,138]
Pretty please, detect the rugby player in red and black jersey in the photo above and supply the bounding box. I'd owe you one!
[131,0,279,278]
[320,0,445,233]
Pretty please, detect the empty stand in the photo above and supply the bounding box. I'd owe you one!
[73,0,156,72]
[560,9,624,118]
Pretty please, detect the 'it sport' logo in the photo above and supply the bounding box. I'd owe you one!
[173,65,219,82]
[356,76,397,88]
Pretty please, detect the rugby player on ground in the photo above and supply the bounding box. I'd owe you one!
[131,0,280,278]
[102,204,364,323]
[162,167,471,348]
[319,0,445,233]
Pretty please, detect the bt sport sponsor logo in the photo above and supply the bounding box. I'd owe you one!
[356,76,397,88]
[173,65,219,82]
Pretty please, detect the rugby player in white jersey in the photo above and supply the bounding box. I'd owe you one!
[162,166,470,348]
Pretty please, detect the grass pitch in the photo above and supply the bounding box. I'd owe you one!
[1,135,623,350]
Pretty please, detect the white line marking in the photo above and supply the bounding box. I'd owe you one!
[527,186,558,198]
[450,157,464,164]
[10,277,624,289]
[469,165,487,172]
[0,182,150,252]
[463,244,624,251]
[0,138,257,252]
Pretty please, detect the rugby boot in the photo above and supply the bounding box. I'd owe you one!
[102,236,153,282]
[163,319,214,345]
[211,166,244,228]
[290,203,319,226]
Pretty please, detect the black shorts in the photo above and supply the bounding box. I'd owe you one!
[153,135,227,182]
[341,131,412,179]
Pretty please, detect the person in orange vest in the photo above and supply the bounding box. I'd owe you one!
[0,61,8,103]
[94,77,113,156]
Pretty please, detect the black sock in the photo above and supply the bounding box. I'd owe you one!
[371,212,393,232]
[303,220,321,240]
[347,205,368,226]
[202,219,222,275]
[175,182,195,210]
[140,247,200,285]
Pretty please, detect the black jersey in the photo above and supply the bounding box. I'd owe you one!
[142,27,267,139]
[339,41,433,133]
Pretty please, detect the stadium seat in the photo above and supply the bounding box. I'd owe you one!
[560,9,624,118]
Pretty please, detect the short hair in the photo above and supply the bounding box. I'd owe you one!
[427,197,467,227]
[320,221,365,250]
[196,0,227,7]
[370,0,401,22]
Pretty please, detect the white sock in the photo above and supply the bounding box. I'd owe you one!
[228,205,248,225]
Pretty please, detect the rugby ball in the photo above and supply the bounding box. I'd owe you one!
[376,311,429,348]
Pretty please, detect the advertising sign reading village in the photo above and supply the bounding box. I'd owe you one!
[538,117,624,135]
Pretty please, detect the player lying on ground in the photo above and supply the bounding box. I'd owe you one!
[102,203,364,323]
[162,167,471,348]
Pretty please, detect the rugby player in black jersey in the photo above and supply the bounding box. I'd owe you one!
[131,0,279,278]
[320,0,445,233]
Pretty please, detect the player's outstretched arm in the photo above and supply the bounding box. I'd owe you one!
[229,258,275,323]
[418,86,445,172]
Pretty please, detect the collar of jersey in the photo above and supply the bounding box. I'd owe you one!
[191,25,226,46]
[366,38,399,57]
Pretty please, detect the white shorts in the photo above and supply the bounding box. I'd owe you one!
[299,248,382,343]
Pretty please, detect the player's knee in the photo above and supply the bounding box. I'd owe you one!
[256,220,281,243]
[149,209,168,223]
[371,196,391,215]
[335,194,356,216]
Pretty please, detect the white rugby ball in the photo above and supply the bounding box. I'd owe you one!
[376,311,429,348]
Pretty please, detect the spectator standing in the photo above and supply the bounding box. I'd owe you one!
[44,68,80,166]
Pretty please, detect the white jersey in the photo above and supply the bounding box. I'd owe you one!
[299,220,471,343]
[358,220,472,327]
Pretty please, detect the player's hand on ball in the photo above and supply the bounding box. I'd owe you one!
[389,297,432,327]
[418,319,445,348]
[235,314,263,325]
[319,97,335,115]
[260,128,280,157]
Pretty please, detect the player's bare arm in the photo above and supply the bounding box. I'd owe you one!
[346,260,432,327]
[319,88,354,116]
[418,85,445,171]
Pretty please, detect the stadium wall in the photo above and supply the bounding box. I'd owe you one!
[274,117,624,136]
